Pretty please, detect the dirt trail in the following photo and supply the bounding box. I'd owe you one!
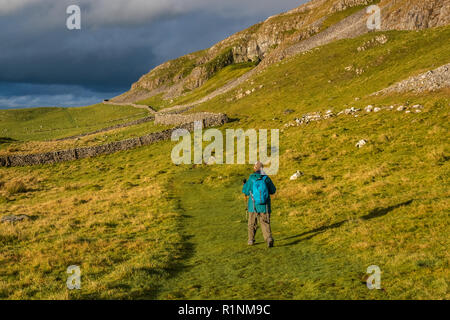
[103,101,157,114]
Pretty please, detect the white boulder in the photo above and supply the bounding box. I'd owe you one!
[365,105,374,112]
[290,171,304,180]
[356,139,368,148]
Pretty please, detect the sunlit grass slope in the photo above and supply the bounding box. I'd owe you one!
[0,104,147,142]
[194,26,450,124]
[0,141,186,299]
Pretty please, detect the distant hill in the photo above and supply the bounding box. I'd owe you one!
[112,0,450,106]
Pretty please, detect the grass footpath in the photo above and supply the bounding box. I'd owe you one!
[158,167,346,300]
[155,166,427,300]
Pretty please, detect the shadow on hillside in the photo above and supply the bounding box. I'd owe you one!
[227,117,240,123]
[278,199,414,247]
[0,137,16,144]
[361,200,413,220]
[277,220,347,247]
[142,215,197,299]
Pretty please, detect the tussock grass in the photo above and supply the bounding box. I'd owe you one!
[5,180,28,195]
[0,142,187,299]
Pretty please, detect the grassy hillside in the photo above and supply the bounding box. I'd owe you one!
[0,104,147,142]
[0,26,448,299]
[193,26,450,122]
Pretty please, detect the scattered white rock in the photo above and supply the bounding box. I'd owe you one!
[365,105,374,112]
[323,110,335,119]
[284,102,421,129]
[357,34,388,52]
[344,107,360,115]
[372,63,450,95]
[1,215,31,223]
[356,139,368,148]
[290,171,304,180]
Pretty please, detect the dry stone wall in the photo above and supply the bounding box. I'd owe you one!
[0,113,228,167]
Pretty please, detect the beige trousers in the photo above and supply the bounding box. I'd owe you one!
[248,211,273,243]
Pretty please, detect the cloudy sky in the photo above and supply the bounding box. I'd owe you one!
[0,0,305,109]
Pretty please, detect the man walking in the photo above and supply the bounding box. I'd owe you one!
[242,161,276,248]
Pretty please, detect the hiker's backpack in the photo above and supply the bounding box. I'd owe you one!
[251,176,269,205]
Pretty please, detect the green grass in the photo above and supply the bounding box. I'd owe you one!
[135,93,169,111]
[0,141,185,299]
[0,104,147,142]
[0,26,448,299]
[0,120,171,156]
[1,98,447,299]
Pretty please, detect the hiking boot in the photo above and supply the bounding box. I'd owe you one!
[267,239,274,248]
[248,240,255,246]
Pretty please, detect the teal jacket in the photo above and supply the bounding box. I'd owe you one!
[242,172,276,213]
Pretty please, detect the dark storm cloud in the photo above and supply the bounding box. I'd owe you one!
[0,82,120,109]
[0,0,305,108]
